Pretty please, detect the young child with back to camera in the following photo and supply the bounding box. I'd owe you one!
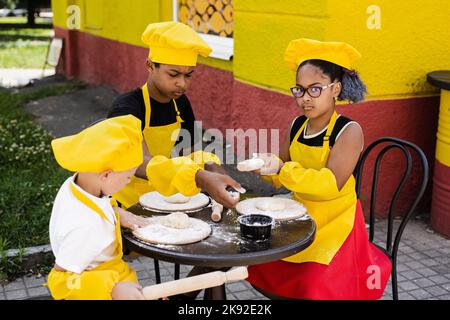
[47,115,147,300]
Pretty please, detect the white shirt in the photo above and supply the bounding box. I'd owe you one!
[49,175,118,274]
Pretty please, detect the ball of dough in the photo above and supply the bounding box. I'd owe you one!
[255,199,286,211]
[164,193,191,204]
[237,158,265,172]
[160,212,191,229]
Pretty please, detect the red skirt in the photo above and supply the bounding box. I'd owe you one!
[247,200,392,300]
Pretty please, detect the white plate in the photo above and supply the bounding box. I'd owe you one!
[236,197,307,221]
[139,192,210,212]
[133,216,211,245]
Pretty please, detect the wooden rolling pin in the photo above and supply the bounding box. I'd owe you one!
[142,267,248,300]
[211,199,224,222]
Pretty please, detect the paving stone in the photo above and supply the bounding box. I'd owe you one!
[425,286,449,297]
[419,258,440,267]
[402,270,422,280]
[398,292,415,300]
[408,252,428,260]
[23,275,46,288]
[0,292,5,300]
[6,289,28,300]
[437,294,450,300]
[424,250,442,258]
[136,270,150,279]
[412,278,435,288]
[227,281,249,293]
[227,293,238,300]
[441,283,450,291]
[409,288,433,299]
[429,275,450,285]
[435,256,450,265]
[398,281,419,291]
[405,261,425,269]
[431,265,450,274]
[139,278,155,287]
[415,268,438,277]
[399,245,415,254]
[234,290,258,300]
[28,286,50,297]
[4,278,25,291]
[396,274,407,282]
[396,264,411,272]
[398,255,415,263]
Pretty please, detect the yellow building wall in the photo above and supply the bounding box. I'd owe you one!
[233,0,450,99]
[52,0,450,99]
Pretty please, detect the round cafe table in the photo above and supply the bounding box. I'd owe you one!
[123,198,316,300]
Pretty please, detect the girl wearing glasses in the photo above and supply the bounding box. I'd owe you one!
[246,38,392,300]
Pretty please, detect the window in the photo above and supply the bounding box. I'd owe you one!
[173,0,234,61]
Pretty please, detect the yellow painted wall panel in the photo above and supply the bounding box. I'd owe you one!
[234,0,328,17]
[233,11,326,92]
[325,0,450,98]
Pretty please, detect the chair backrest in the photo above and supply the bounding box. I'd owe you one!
[354,137,429,258]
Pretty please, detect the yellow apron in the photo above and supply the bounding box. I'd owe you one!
[47,183,138,300]
[113,83,183,208]
[281,112,357,265]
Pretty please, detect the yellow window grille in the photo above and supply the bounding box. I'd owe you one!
[177,0,233,38]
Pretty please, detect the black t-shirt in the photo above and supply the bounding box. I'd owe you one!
[107,88,197,146]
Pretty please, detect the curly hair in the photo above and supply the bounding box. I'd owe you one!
[298,59,367,103]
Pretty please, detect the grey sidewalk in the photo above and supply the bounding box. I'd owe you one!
[2,217,449,300]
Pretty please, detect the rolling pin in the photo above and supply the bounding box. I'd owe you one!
[142,266,248,300]
[211,199,223,222]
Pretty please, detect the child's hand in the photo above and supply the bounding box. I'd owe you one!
[114,207,150,230]
[111,281,145,300]
[252,153,284,176]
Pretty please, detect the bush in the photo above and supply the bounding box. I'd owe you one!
[0,83,83,280]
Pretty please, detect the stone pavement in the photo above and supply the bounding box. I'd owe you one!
[1,216,449,300]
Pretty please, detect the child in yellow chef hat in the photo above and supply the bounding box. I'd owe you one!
[108,21,243,211]
[47,115,146,300]
[247,38,392,299]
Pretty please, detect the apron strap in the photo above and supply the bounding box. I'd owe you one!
[142,83,183,127]
[173,99,184,123]
[69,182,115,226]
[70,181,123,257]
[291,112,339,163]
[142,83,151,130]
[321,111,339,162]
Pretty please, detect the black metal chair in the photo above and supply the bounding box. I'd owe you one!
[354,137,429,300]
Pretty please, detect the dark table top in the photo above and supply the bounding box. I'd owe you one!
[427,70,450,90]
[123,199,316,268]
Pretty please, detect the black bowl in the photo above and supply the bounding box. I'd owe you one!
[238,214,273,241]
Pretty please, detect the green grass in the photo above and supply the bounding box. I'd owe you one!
[0,82,86,280]
[0,27,54,68]
[0,16,52,25]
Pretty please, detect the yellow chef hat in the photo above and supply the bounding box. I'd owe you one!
[51,115,143,173]
[284,38,361,71]
[141,21,212,66]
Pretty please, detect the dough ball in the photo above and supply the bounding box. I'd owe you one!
[237,158,265,172]
[160,212,191,229]
[256,199,286,211]
[164,193,191,204]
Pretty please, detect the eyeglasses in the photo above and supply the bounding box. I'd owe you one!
[290,82,336,98]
